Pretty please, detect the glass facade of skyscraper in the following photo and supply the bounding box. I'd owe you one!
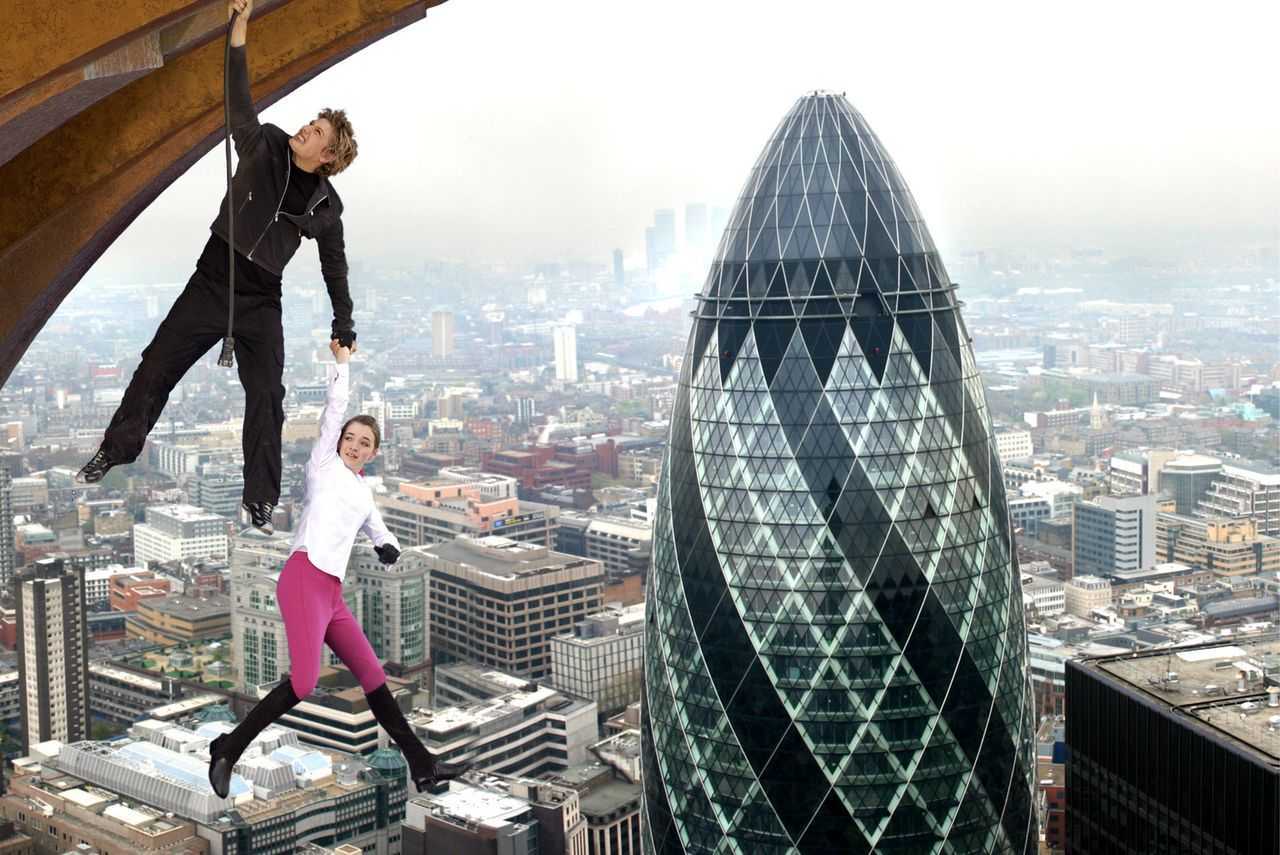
[642,93,1036,853]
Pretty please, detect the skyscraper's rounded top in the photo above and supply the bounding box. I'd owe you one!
[703,92,947,303]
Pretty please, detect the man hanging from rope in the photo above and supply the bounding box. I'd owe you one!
[76,0,358,533]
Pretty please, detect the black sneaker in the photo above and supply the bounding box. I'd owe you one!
[75,446,117,484]
[243,502,275,534]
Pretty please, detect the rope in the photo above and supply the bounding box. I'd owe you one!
[216,9,240,368]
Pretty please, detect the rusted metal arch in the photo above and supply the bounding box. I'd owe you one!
[0,0,445,387]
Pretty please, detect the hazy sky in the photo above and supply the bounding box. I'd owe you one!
[88,0,1279,284]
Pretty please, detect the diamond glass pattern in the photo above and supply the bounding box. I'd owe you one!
[641,93,1037,855]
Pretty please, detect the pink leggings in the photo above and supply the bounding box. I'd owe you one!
[277,551,386,697]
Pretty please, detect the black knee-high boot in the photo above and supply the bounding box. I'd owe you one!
[208,680,301,798]
[365,683,470,791]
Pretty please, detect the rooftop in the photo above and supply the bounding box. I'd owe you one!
[578,778,641,817]
[145,503,226,523]
[411,780,531,828]
[138,593,231,621]
[1163,454,1224,470]
[1086,637,1280,764]
[423,536,597,580]
[413,685,592,741]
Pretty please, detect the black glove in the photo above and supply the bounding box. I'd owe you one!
[374,543,400,565]
[333,329,357,348]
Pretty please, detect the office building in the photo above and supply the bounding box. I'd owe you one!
[432,663,535,708]
[434,467,519,500]
[613,248,625,288]
[1108,452,1148,497]
[684,202,707,249]
[348,546,429,683]
[994,428,1033,463]
[483,446,592,494]
[515,396,537,424]
[401,775,587,855]
[1026,635,1071,720]
[376,479,559,548]
[653,209,676,263]
[1023,578,1065,617]
[108,570,172,611]
[23,717,407,853]
[88,662,181,724]
[550,603,644,718]
[16,558,89,753]
[643,93,1035,853]
[1063,575,1112,617]
[421,536,605,679]
[133,504,229,566]
[1018,479,1082,519]
[1066,640,1280,853]
[432,310,456,358]
[193,470,244,518]
[1197,460,1280,535]
[0,467,13,596]
[1072,495,1157,579]
[127,594,231,644]
[1,766,206,853]
[0,670,20,735]
[408,682,598,778]
[8,477,47,513]
[272,670,418,757]
[557,512,652,580]
[82,564,140,610]
[554,324,579,383]
[1158,453,1221,514]
[1156,513,1280,577]
[548,731,643,855]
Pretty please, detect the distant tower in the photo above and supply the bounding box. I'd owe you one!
[0,466,13,594]
[516,397,537,424]
[653,209,676,265]
[613,248,625,288]
[1091,392,1106,430]
[431,311,456,359]
[17,558,89,753]
[553,326,579,383]
[684,203,707,248]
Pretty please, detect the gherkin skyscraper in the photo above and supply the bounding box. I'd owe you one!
[641,93,1036,854]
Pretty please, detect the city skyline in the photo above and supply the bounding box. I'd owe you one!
[75,0,1280,286]
[0,3,1277,853]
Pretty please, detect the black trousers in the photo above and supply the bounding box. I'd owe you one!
[102,268,284,504]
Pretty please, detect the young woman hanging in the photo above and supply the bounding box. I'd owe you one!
[207,341,469,797]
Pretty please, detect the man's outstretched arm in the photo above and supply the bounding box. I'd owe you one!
[318,218,356,347]
[226,0,264,159]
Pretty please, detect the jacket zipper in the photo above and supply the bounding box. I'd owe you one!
[237,191,253,214]
[247,157,291,262]
[307,194,328,216]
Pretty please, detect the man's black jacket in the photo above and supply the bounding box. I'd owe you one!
[209,44,353,339]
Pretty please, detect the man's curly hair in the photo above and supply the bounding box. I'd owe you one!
[317,108,357,176]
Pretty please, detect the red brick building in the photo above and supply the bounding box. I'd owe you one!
[482,447,591,494]
[109,571,172,612]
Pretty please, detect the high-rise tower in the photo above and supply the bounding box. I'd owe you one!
[642,93,1036,853]
[17,557,90,753]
